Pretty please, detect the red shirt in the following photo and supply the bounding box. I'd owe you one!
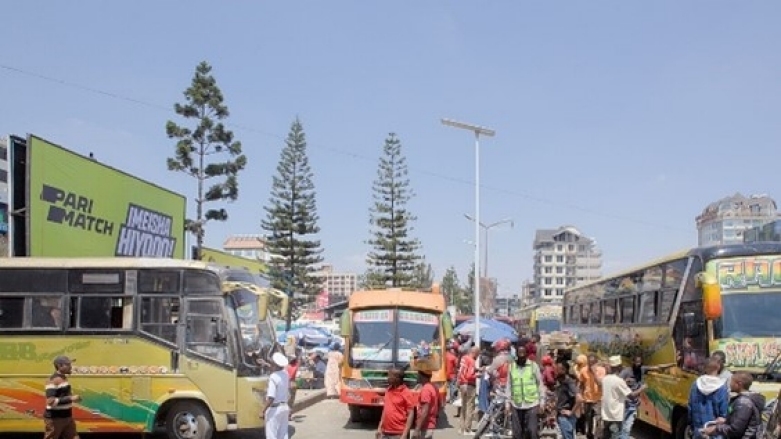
[286,363,299,381]
[418,382,440,430]
[381,385,414,435]
[458,355,476,385]
[446,352,458,380]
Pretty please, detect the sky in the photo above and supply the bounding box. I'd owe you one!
[2,2,780,295]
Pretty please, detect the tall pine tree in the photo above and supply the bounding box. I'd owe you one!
[166,61,246,257]
[365,133,422,287]
[410,262,435,290]
[262,118,323,315]
[441,266,462,308]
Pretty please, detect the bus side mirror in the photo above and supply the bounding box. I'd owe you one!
[442,312,454,340]
[696,272,723,320]
[340,312,352,337]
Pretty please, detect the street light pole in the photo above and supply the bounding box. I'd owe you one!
[464,215,513,278]
[442,118,495,346]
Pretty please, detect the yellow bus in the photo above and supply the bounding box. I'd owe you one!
[0,258,288,439]
[338,286,454,422]
[516,303,563,345]
[562,243,781,439]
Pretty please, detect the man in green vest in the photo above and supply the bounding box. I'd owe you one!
[505,345,545,439]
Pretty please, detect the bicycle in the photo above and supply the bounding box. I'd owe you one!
[473,389,512,439]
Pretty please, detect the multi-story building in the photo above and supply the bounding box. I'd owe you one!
[743,219,781,243]
[313,264,358,299]
[696,193,778,246]
[222,234,272,263]
[532,226,602,303]
[493,294,522,318]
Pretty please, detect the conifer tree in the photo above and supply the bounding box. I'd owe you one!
[262,118,324,310]
[365,133,422,287]
[166,61,246,257]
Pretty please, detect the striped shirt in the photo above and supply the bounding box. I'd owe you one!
[45,373,74,419]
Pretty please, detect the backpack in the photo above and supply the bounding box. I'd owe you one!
[742,395,776,439]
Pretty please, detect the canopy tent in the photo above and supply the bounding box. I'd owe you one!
[454,318,518,343]
[277,325,333,346]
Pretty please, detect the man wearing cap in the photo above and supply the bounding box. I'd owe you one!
[601,356,647,439]
[262,352,291,439]
[413,369,440,439]
[44,355,81,439]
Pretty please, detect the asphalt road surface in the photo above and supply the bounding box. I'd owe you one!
[1,399,662,439]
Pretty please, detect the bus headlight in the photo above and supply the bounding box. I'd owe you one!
[343,378,372,389]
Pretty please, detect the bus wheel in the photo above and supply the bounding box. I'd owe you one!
[348,404,363,423]
[165,401,214,439]
[674,413,692,439]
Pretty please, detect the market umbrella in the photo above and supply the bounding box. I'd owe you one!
[278,325,332,345]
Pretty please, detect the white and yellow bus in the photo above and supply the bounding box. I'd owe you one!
[562,243,781,439]
[0,258,288,439]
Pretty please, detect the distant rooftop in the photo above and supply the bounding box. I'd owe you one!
[222,234,267,250]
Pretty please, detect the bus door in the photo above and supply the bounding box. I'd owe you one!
[183,298,237,412]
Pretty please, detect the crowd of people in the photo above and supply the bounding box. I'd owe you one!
[440,331,771,439]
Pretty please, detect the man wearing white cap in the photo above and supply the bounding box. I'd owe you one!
[262,352,291,439]
[601,356,646,439]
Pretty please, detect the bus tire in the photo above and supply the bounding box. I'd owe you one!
[164,401,214,439]
[348,404,363,423]
[674,411,692,439]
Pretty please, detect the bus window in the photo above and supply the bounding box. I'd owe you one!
[0,269,67,293]
[185,298,230,365]
[140,297,180,344]
[139,270,180,293]
[620,297,635,323]
[603,300,616,324]
[31,297,63,328]
[590,302,602,324]
[674,301,707,371]
[659,289,676,322]
[664,258,688,290]
[184,270,221,294]
[0,297,24,328]
[639,291,658,323]
[73,297,133,329]
[69,270,124,293]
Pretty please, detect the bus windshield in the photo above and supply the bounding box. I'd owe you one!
[536,319,561,334]
[720,292,781,338]
[226,287,276,358]
[350,308,441,366]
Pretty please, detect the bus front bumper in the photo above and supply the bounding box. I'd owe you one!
[340,388,386,407]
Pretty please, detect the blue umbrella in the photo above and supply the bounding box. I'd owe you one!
[279,325,332,345]
[454,319,518,343]
[479,326,519,343]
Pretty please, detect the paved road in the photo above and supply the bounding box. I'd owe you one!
[1,397,661,439]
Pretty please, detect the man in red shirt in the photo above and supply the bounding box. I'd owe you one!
[445,345,459,403]
[458,346,480,435]
[526,334,540,362]
[285,356,300,421]
[377,368,414,439]
[413,370,440,439]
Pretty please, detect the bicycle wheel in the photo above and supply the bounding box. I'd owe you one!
[473,411,492,439]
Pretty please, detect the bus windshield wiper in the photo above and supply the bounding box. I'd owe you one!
[355,336,394,367]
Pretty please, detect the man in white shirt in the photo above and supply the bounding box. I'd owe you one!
[262,352,291,439]
[601,356,646,439]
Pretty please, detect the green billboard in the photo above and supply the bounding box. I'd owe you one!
[28,135,186,258]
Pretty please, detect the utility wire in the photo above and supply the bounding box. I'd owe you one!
[0,63,691,233]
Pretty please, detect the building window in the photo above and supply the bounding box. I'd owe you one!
[544,255,552,263]
[544,278,552,285]
[556,256,564,263]
[556,245,563,252]
[568,244,575,251]
[0,146,6,161]
[556,267,563,274]
[544,267,552,274]
[0,169,6,183]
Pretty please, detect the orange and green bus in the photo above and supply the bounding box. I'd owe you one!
[339,286,454,422]
[562,243,781,439]
[0,258,288,439]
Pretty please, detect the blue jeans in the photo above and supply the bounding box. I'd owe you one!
[448,379,458,402]
[558,414,577,439]
[620,406,637,439]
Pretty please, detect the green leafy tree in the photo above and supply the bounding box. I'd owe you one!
[411,262,435,290]
[441,266,462,307]
[365,133,422,287]
[166,61,246,257]
[262,118,324,305]
[459,263,475,315]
